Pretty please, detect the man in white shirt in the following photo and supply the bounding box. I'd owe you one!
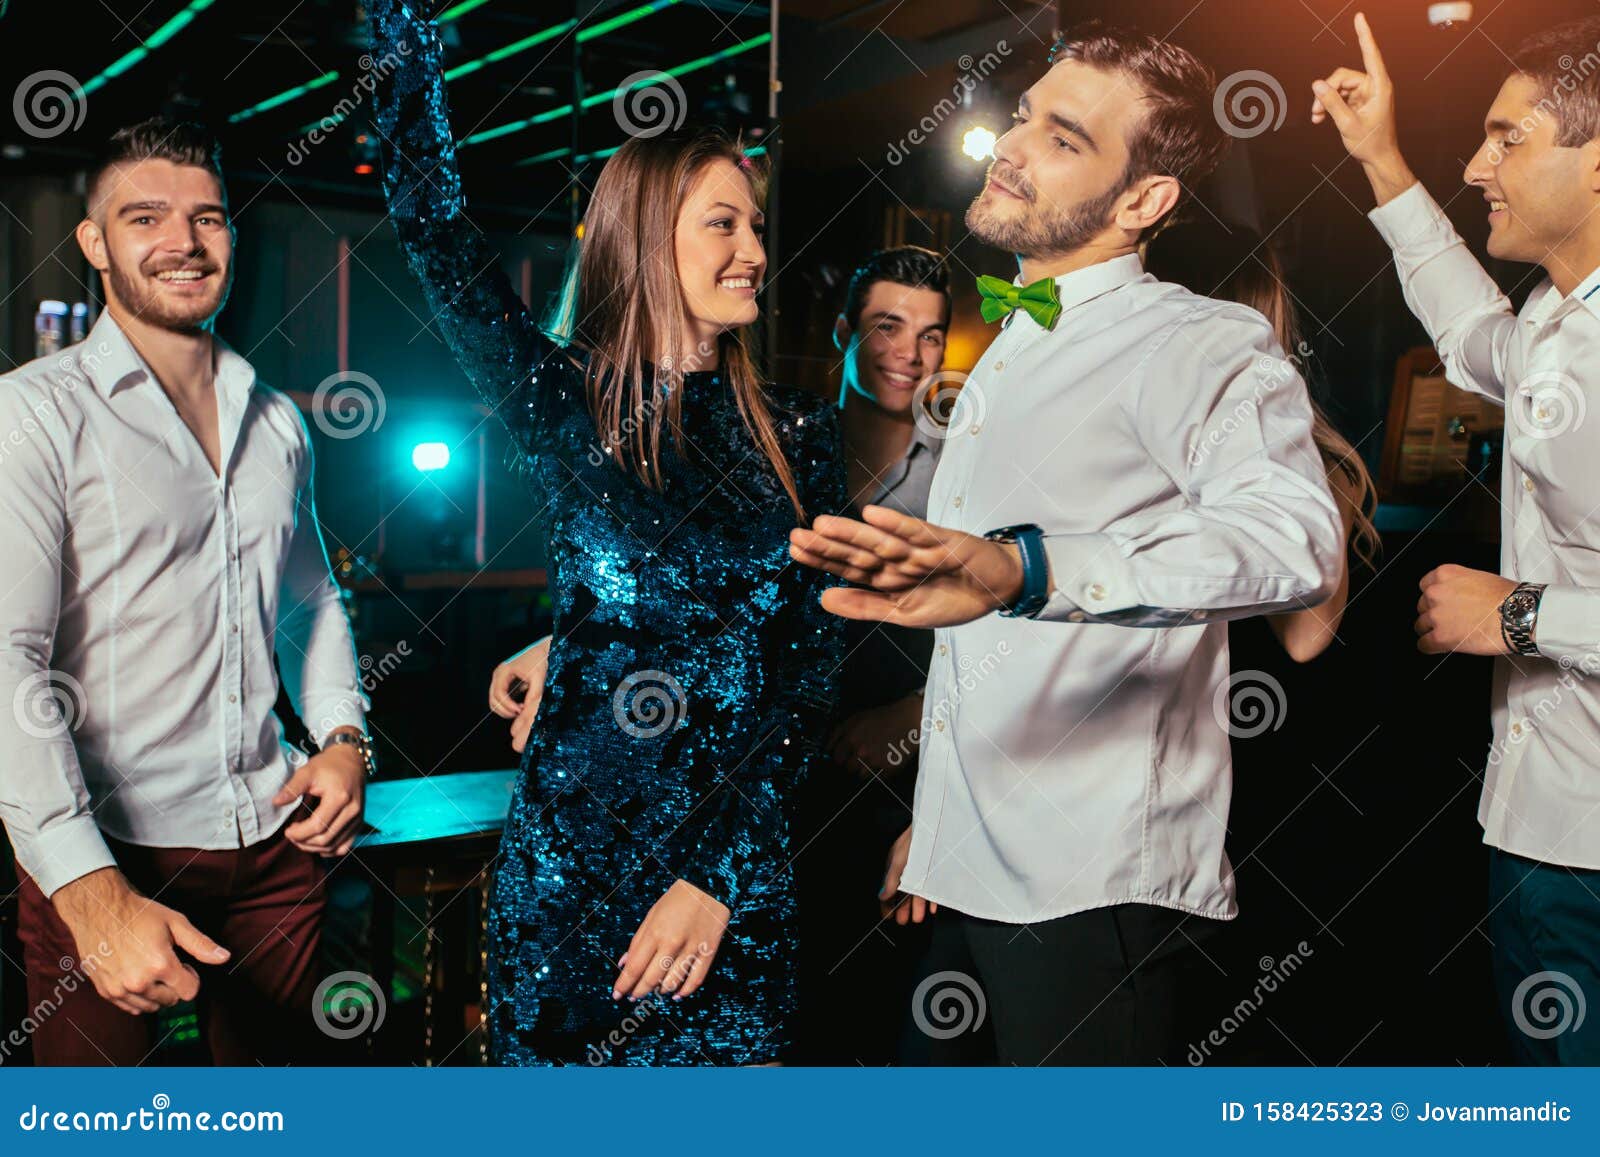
[791,27,1343,1064]
[0,118,371,1064]
[1314,12,1600,1065]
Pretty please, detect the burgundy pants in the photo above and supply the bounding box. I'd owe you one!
[15,825,328,1066]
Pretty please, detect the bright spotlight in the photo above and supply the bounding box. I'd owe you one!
[962,126,997,162]
[412,441,451,472]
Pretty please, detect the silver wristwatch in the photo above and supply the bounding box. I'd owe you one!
[1499,582,1546,657]
[323,729,377,778]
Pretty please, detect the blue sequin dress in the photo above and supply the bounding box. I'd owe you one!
[368,1,844,1066]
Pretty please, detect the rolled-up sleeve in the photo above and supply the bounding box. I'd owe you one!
[275,411,368,744]
[0,383,116,898]
[1035,310,1342,626]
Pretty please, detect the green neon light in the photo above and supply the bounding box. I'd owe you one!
[437,0,496,20]
[81,0,218,96]
[470,32,770,149]
[230,70,340,123]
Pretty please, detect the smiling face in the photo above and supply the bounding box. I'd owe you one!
[967,60,1149,259]
[835,280,949,415]
[673,156,766,356]
[79,158,234,333]
[1465,74,1599,268]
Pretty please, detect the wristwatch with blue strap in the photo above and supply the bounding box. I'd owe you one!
[983,523,1050,618]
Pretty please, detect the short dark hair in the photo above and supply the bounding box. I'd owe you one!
[1510,18,1600,147]
[841,245,951,330]
[87,116,225,210]
[1048,24,1228,222]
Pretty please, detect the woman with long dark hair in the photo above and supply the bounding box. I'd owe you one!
[368,1,842,1065]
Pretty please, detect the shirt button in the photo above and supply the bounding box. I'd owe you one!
[1067,610,1086,623]
[952,496,963,508]
[230,624,239,633]
[970,424,982,435]
[227,693,238,703]
[1087,583,1107,602]
[994,361,1005,372]
[1523,475,1535,492]
[228,551,237,561]
[1510,721,1523,737]
[937,644,949,656]
[933,719,946,732]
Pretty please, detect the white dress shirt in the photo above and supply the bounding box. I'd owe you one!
[899,253,1342,924]
[0,312,367,898]
[1371,183,1600,871]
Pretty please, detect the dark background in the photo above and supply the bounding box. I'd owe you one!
[1,0,1589,1064]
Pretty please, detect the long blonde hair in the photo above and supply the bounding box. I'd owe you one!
[1144,221,1380,568]
[545,127,803,517]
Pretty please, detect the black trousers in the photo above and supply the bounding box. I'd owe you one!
[902,902,1223,1066]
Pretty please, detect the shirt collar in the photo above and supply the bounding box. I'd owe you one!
[79,311,256,402]
[1567,264,1600,321]
[1005,252,1146,330]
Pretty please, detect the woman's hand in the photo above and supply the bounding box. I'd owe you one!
[879,824,937,924]
[613,879,731,1001]
[828,693,923,777]
[488,635,551,753]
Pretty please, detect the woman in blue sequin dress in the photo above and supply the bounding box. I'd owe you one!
[368,1,843,1065]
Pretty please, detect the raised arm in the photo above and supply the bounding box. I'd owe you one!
[366,0,553,427]
[1313,11,1511,403]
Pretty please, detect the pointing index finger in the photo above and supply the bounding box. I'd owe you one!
[1355,12,1389,82]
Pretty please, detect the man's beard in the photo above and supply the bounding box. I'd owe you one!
[107,256,231,333]
[966,162,1129,259]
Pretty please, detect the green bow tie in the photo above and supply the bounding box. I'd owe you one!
[976,274,1062,330]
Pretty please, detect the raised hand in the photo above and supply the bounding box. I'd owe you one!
[1310,12,1417,203]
